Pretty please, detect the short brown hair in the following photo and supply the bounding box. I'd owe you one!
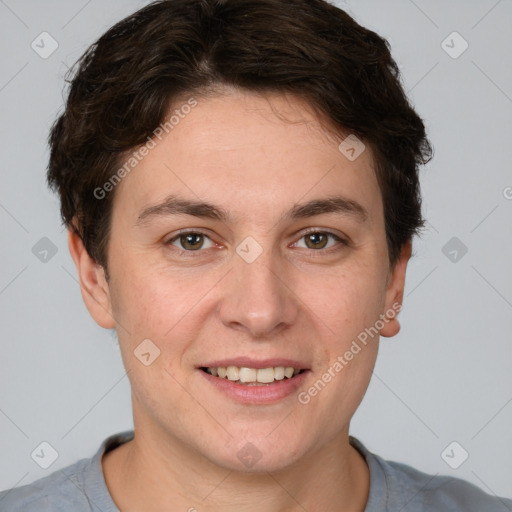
[47,0,433,274]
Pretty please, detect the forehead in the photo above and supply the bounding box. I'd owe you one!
[111,90,382,227]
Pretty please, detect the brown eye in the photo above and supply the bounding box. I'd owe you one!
[294,231,347,251]
[166,231,215,251]
[180,233,204,250]
[304,232,329,249]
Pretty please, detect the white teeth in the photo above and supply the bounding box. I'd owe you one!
[205,365,301,383]
[226,366,240,381]
[239,367,257,383]
[274,366,285,380]
[257,368,275,383]
[284,367,294,378]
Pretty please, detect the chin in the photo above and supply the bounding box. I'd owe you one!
[201,433,309,473]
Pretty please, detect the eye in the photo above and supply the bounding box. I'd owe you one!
[293,230,347,251]
[164,229,348,255]
[166,231,215,251]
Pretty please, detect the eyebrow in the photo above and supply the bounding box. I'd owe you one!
[135,194,368,227]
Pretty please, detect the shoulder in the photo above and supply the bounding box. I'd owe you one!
[0,458,92,512]
[350,436,512,512]
[0,430,133,512]
[381,457,512,511]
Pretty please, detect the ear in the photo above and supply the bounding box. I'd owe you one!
[379,239,412,338]
[67,228,116,329]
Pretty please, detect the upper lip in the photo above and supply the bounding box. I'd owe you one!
[198,357,309,370]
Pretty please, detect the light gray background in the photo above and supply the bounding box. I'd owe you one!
[1,0,511,500]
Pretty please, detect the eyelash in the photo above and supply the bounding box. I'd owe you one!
[164,229,348,257]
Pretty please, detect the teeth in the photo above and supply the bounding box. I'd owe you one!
[256,368,275,383]
[239,367,257,383]
[274,366,285,380]
[226,366,240,381]
[205,366,301,383]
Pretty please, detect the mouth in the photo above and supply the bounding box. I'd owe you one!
[200,366,306,386]
[197,360,310,404]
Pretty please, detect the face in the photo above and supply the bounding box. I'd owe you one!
[73,87,409,472]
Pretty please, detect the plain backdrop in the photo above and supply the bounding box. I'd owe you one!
[1,0,511,500]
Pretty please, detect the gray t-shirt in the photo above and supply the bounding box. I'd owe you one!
[1,430,511,511]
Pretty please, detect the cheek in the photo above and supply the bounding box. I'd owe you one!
[307,266,386,342]
[301,265,385,407]
[109,266,224,384]
[302,290,381,427]
[111,282,161,339]
[110,268,195,339]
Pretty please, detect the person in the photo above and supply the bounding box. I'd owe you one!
[1,0,510,511]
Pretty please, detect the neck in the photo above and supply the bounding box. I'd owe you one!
[102,426,370,512]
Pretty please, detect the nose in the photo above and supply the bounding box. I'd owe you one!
[218,245,300,338]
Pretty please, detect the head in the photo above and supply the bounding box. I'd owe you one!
[48,0,432,472]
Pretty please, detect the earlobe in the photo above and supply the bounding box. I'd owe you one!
[379,240,412,338]
[67,228,116,329]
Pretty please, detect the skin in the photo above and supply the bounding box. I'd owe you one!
[69,86,411,512]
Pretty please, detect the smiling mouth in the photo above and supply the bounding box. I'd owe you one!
[200,366,306,386]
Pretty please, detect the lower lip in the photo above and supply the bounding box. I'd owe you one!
[198,369,310,404]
